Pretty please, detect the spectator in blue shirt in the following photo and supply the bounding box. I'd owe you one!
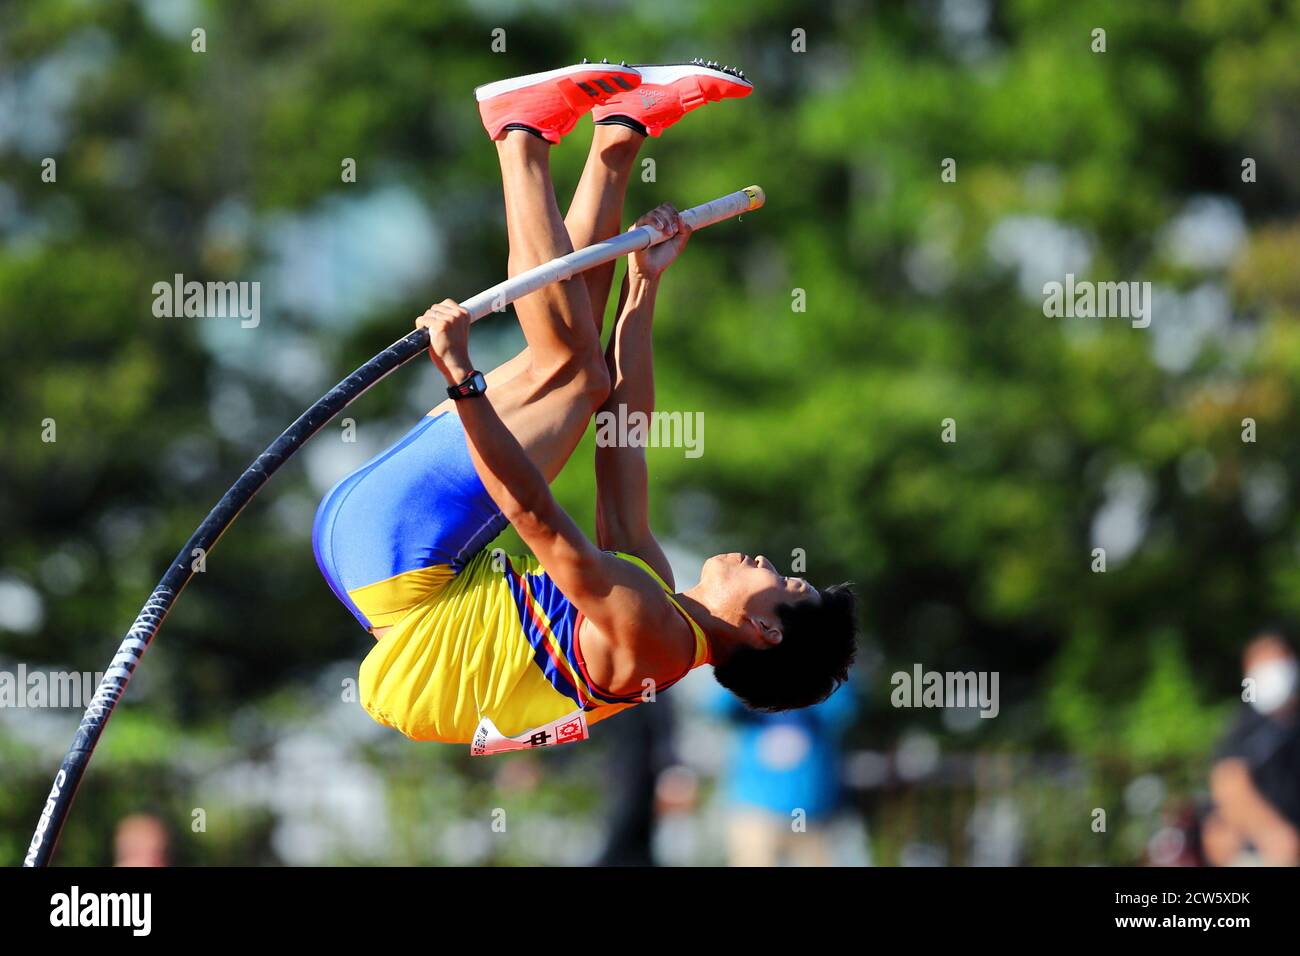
[706,680,858,865]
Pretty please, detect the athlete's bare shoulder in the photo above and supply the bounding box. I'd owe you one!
[574,554,695,694]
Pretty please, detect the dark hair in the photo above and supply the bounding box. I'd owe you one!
[1246,625,1296,659]
[1250,623,1295,649]
[712,583,858,711]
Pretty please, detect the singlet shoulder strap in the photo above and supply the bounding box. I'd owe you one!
[611,551,710,668]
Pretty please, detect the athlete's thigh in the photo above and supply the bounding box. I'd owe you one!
[430,357,595,484]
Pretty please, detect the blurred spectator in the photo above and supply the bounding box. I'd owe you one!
[1146,801,1204,867]
[1202,631,1300,866]
[707,681,857,866]
[595,699,679,866]
[113,813,170,867]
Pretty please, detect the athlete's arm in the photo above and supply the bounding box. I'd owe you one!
[594,205,691,588]
[416,299,680,644]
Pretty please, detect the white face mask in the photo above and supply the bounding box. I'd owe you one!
[1247,659,1299,715]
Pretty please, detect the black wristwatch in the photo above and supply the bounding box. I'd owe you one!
[446,370,488,400]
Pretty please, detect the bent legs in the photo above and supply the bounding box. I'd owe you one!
[431,125,644,482]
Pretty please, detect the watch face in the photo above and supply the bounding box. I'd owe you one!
[471,371,487,392]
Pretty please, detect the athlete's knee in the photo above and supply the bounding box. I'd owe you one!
[563,344,610,412]
[530,344,609,411]
[577,352,611,410]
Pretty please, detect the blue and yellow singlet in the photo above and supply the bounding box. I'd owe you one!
[313,410,708,748]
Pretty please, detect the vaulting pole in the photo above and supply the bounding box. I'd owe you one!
[22,185,764,867]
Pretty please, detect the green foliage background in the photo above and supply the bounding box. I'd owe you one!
[2,0,1298,865]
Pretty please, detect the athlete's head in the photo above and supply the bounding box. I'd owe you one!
[699,552,857,711]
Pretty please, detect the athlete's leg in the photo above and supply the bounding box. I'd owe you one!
[332,131,605,636]
[430,122,644,401]
[437,130,609,484]
[563,123,645,332]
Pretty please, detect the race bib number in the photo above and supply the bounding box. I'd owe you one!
[470,709,589,756]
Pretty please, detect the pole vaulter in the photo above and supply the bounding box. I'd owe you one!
[22,184,764,867]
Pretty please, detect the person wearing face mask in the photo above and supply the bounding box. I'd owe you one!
[1201,631,1300,866]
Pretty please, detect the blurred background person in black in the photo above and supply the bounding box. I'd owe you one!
[595,701,679,866]
[1202,631,1300,866]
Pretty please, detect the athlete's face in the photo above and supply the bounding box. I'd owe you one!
[700,552,819,649]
